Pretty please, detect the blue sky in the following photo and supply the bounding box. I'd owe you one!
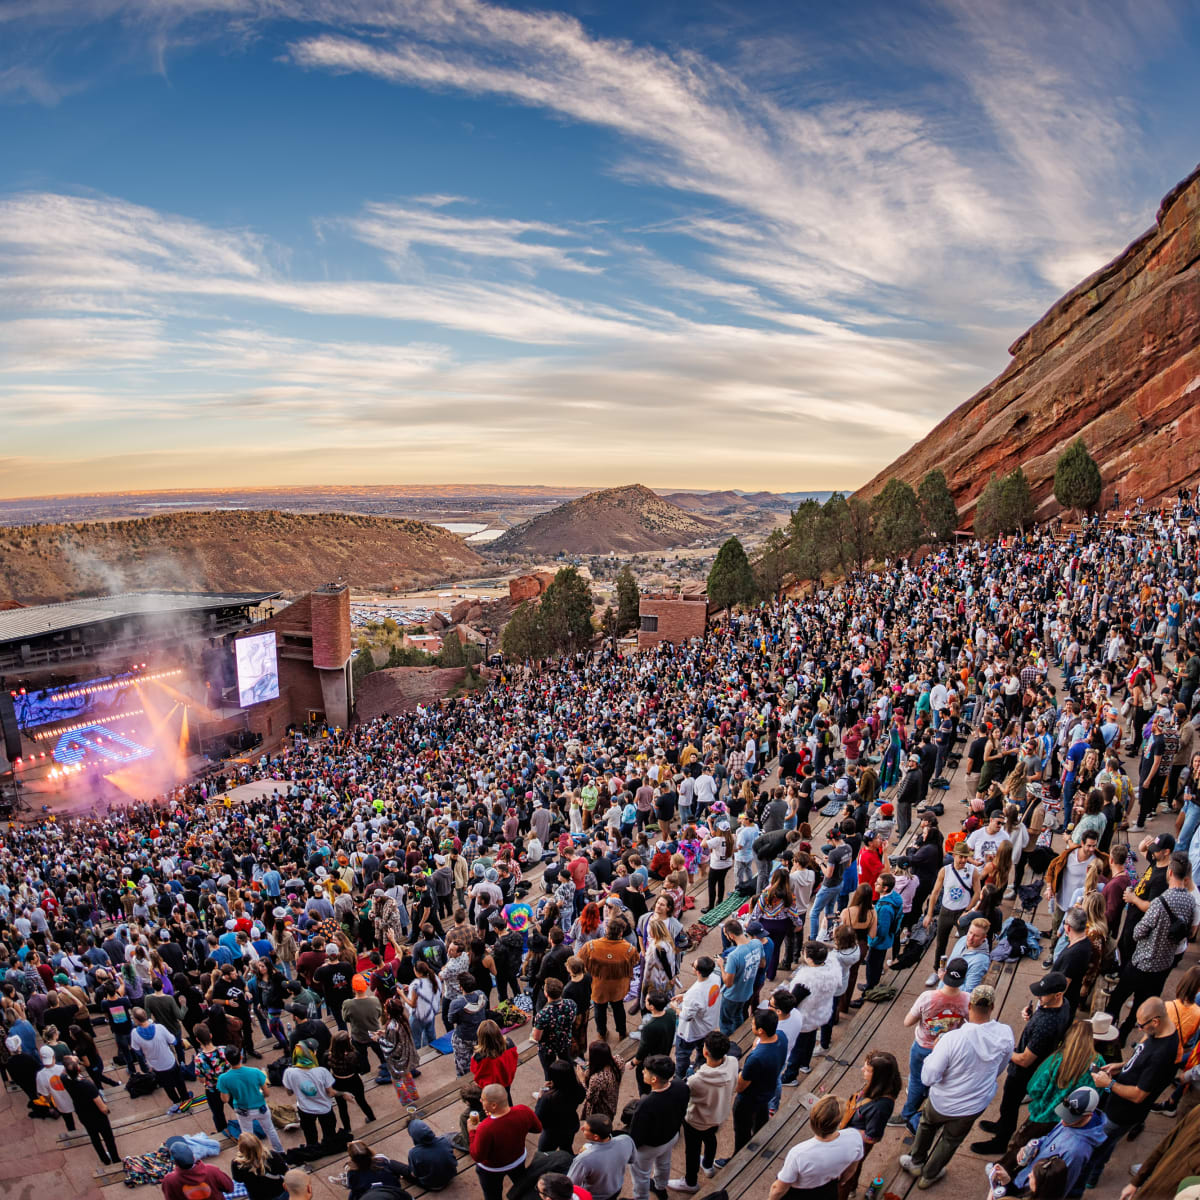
[1,0,1198,497]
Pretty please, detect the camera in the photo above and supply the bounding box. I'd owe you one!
[889,855,909,869]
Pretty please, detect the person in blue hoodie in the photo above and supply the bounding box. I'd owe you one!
[399,1120,458,1191]
[987,1086,1107,1198]
[863,873,904,991]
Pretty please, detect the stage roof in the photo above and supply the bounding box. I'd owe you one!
[0,591,280,644]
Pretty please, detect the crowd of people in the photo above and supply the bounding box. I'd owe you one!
[4,495,1200,1200]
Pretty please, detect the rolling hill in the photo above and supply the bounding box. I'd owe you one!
[0,510,482,605]
[489,484,721,555]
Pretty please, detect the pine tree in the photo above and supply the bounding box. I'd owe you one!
[918,469,958,542]
[844,496,874,571]
[788,499,826,587]
[754,528,790,599]
[501,601,546,663]
[871,478,923,560]
[998,467,1035,533]
[436,631,466,668]
[1053,438,1102,518]
[539,566,594,654]
[615,565,640,633]
[351,646,377,686]
[601,604,620,645]
[707,536,755,613]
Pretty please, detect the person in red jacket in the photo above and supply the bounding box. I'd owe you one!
[858,829,886,898]
[469,1083,542,1200]
[469,1020,520,1100]
[160,1142,233,1200]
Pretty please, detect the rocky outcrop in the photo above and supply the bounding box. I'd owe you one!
[356,665,487,719]
[857,164,1200,525]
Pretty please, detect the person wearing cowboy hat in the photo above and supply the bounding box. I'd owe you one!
[894,754,924,841]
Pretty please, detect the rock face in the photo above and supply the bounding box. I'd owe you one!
[857,164,1200,525]
[491,484,721,555]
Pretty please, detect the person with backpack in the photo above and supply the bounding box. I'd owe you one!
[862,873,903,993]
[1108,852,1197,1044]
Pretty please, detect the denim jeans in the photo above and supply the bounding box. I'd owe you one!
[899,1041,933,1130]
[410,1014,436,1049]
[719,995,745,1036]
[809,885,839,939]
[674,1035,705,1078]
[1179,801,1200,862]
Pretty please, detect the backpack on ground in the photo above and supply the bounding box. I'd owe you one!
[862,983,897,1003]
[126,1072,159,1098]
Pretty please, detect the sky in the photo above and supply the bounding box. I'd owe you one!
[1,0,1198,499]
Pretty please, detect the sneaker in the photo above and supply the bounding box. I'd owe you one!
[667,1181,698,1194]
[328,1174,349,1188]
[917,1171,947,1189]
[812,1044,829,1057]
[700,1162,716,1179]
[924,972,939,988]
[782,1078,801,1087]
[886,1115,909,1127]
[1003,886,1015,900]
[630,1031,642,1040]
[978,1119,1001,1134]
[713,1159,729,1169]
[898,1154,921,1177]
[1151,1101,1177,1117]
[797,1065,812,1074]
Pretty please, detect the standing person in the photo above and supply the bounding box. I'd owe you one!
[329,1030,378,1133]
[191,1023,234,1135]
[578,919,638,1042]
[632,992,677,1096]
[838,1051,901,1200]
[131,1007,190,1104]
[890,957,970,1133]
[470,1019,520,1100]
[670,957,720,1079]
[899,984,1015,1190]
[780,941,840,1083]
[468,1083,542,1200]
[703,823,735,913]
[531,978,578,1080]
[1108,852,1196,1043]
[216,1046,286,1155]
[447,990,488,1077]
[751,869,804,980]
[668,1029,737,1193]
[628,1055,689,1200]
[59,1055,119,1166]
[809,828,852,941]
[863,873,903,991]
[768,1095,863,1200]
[36,1046,75,1130]
[971,973,1072,1155]
[717,920,763,1036]
[342,974,388,1080]
[282,1042,340,1152]
[534,1059,585,1154]
[730,1009,787,1153]
[922,843,980,977]
[570,1114,635,1200]
[1082,997,1179,1190]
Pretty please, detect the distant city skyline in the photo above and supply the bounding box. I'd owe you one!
[2,0,1199,498]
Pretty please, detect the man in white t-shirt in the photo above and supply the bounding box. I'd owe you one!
[966,812,1011,865]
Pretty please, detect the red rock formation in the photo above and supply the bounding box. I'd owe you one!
[508,571,555,603]
[858,164,1200,525]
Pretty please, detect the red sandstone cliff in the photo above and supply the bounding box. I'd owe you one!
[857,164,1200,525]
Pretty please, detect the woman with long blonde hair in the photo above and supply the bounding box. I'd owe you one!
[639,918,678,1009]
[230,1132,287,1200]
[996,1021,1102,1177]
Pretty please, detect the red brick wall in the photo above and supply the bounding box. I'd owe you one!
[356,666,492,721]
[310,586,352,669]
[637,597,708,650]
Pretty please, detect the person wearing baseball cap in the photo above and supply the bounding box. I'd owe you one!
[1115,832,1175,970]
[900,982,1013,1187]
[922,842,981,983]
[890,957,970,1132]
[972,973,1071,1154]
[987,1086,1105,1198]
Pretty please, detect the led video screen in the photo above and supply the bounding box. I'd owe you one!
[235,632,279,707]
[15,674,137,730]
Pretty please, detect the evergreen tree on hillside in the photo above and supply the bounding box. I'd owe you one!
[436,631,466,668]
[788,499,826,587]
[918,469,959,543]
[1053,438,1102,517]
[998,467,1035,533]
[615,564,640,633]
[844,496,874,571]
[351,646,377,686]
[501,601,547,663]
[755,528,790,599]
[539,566,594,653]
[871,478,923,560]
[707,536,755,613]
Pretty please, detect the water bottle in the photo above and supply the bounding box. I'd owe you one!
[864,1178,884,1200]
